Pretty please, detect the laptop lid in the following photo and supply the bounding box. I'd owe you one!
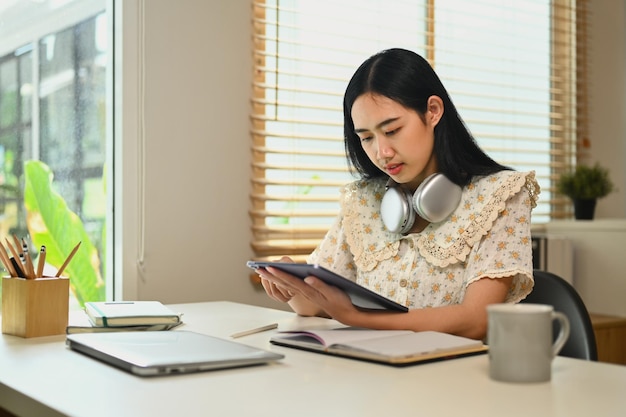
[66,330,284,377]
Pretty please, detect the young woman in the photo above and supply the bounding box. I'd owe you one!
[258,48,539,340]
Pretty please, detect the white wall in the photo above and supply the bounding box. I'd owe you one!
[119,0,626,306]
[118,0,284,309]
[588,0,626,218]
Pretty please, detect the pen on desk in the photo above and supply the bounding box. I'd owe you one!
[36,245,46,278]
[56,241,81,277]
[230,323,279,339]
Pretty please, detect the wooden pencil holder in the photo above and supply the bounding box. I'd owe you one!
[2,276,70,338]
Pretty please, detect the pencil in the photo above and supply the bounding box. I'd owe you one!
[36,245,46,278]
[22,239,35,279]
[5,238,22,269]
[230,323,279,338]
[5,239,26,277]
[12,235,22,260]
[56,241,81,277]
[0,250,10,275]
[0,242,16,277]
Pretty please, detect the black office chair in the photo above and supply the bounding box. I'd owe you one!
[520,270,598,361]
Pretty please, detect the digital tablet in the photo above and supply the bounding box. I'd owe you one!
[247,261,408,312]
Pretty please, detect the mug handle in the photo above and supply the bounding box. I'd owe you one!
[551,311,570,357]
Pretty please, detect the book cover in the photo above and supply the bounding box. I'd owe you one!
[84,301,182,327]
[66,311,183,334]
[66,322,183,334]
[270,328,487,365]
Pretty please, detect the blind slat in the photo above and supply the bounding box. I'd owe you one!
[251,194,340,202]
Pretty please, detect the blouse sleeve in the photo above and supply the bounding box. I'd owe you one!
[463,185,535,303]
[307,208,358,283]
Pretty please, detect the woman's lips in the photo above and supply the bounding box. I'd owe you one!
[385,163,403,176]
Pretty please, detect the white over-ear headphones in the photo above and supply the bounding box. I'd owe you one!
[380,173,463,234]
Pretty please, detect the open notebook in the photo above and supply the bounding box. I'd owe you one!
[270,328,487,366]
[66,330,284,376]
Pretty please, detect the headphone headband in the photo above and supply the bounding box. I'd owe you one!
[381,174,462,233]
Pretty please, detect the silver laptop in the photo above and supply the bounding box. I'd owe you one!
[66,330,284,376]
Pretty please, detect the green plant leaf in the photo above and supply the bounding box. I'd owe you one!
[556,163,615,200]
[23,160,105,306]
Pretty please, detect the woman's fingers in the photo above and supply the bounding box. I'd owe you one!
[259,265,337,307]
[260,277,292,302]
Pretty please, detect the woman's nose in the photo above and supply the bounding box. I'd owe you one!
[377,136,394,159]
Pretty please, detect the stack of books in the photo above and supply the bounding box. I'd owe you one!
[66,301,183,334]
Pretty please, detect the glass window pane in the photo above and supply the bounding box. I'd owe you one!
[0,0,109,309]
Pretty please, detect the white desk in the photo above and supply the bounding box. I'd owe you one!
[1,301,625,417]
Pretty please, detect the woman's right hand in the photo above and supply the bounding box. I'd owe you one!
[257,257,326,317]
[258,257,296,303]
[260,274,295,303]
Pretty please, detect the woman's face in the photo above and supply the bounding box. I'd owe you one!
[351,93,443,191]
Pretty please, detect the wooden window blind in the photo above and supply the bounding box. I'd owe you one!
[251,0,586,260]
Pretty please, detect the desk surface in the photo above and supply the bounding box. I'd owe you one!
[1,301,625,417]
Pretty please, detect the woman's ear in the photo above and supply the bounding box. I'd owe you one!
[426,95,444,127]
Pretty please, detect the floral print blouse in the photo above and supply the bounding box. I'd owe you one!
[307,170,540,309]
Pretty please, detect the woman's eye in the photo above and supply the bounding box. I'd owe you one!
[359,136,372,142]
[385,128,399,136]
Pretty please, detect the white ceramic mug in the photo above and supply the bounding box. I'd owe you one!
[487,303,570,383]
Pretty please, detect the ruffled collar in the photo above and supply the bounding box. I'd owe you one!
[341,170,539,270]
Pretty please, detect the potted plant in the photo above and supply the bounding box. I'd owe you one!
[556,163,615,220]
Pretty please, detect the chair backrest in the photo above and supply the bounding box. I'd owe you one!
[520,270,598,361]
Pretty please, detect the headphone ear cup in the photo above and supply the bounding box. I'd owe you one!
[380,186,415,234]
[412,173,462,223]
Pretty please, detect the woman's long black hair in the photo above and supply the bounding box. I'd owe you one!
[343,48,509,186]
